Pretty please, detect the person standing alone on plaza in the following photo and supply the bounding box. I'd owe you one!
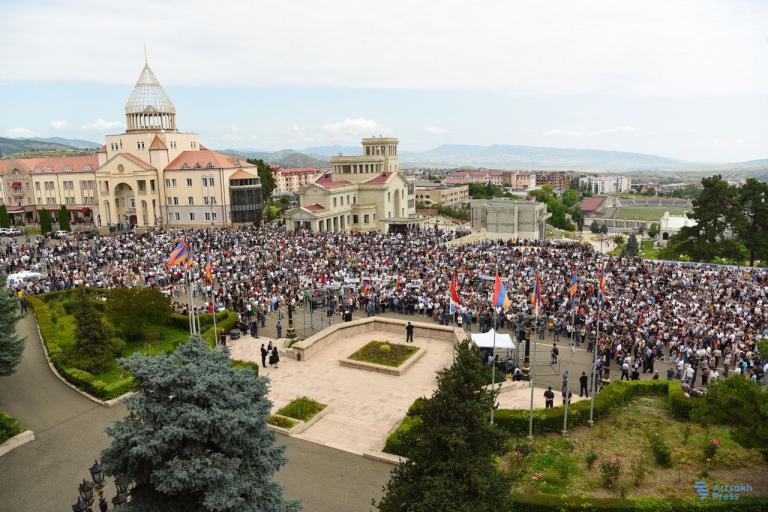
[544,386,555,408]
[405,321,414,343]
[579,371,589,397]
[276,321,282,339]
[260,343,268,368]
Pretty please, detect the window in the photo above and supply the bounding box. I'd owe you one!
[194,163,202,169]
[202,177,215,187]
[188,197,194,205]
[35,182,40,191]
[186,178,193,187]
[189,213,195,221]
[205,212,210,221]
[333,197,337,207]
[364,214,369,224]
[210,196,217,205]
[137,141,145,149]
[204,197,209,205]
[150,180,156,192]
[47,197,55,204]
[211,212,217,220]
[168,213,173,222]
[353,215,359,224]
[172,197,179,205]
[175,213,180,221]
[182,163,191,170]
[172,179,176,187]
[206,163,214,169]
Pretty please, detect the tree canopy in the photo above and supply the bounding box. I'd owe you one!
[101,336,300,512]
[376,340,511,512]
[0,205,9,228]
[38,209,52,234]
[246,159,276,201]
[57,205,70,231]
[64,287,122,373]
[106,288,171,341]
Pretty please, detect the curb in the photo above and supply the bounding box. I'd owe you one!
[363,450,407,465]
[0,430,35,457]
[33,317,134,408]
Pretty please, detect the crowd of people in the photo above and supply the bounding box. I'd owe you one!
[3,224,767,391]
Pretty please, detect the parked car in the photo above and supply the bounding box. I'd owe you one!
[0,227,23,237]
[52,230,70,239]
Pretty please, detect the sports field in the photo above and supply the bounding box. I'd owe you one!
[614,205,689,221]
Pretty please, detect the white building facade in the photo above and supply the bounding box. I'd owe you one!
[579,175,632,195]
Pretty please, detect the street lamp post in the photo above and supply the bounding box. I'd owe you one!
[72,460,131,511]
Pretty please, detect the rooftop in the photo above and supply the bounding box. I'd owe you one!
[125,63,176,115]
[166,150,253,171]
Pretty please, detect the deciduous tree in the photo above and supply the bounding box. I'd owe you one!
[106,288,171,341]
[101,336,300,512]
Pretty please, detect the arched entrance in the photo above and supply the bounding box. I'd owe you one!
[114,183,137,228]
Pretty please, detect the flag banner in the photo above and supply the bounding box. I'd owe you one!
[450,271,460,304]
[492,273,507,308]
[569,273,578,306]
[166,241,189,267]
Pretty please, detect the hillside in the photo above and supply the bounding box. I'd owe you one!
[29,137,101,149]
[0,137,79,157]
[222,149,329,168]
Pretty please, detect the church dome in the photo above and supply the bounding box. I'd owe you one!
[124,63,177,132]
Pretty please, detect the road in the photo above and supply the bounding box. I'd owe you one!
[0,313,391,512]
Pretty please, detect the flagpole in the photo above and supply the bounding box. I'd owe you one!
[528,278,539,440]
[491,309,497,424]
[588,297,601,426]
[563,299,577,435]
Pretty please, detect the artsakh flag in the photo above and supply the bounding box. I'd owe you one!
[598,263,607,304]
[492,272,507,308]
[204,255,213,283]
[450,271,460,304]
[531,272,542,313]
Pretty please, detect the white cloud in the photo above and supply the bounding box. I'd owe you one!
[1,0,765,96]
[49,120,67,130]
[81,118,122,130]
[423,126,447,134]
[221,126,241,143]
[323,117,384,138]
[6,127,35,138]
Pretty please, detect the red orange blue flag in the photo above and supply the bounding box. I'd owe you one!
[492,272,507,308]
[598,263,606,304]
[450,271,460,304]
[569,273,578,306]
[167,241,189,268]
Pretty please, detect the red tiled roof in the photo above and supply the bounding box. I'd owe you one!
[365,172,392,184]
[97,144,107,153]
[304,203,325,212]
[165,150,254,171]
[314,172,352,188]
[230,170,256,180]
[0,155,99,174]
[149,135,168,150]
[578,197,606,212]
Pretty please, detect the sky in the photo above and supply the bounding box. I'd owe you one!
[0,0,766,162]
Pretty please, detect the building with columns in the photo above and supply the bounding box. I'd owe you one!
[285,137,419,233]
[470,198,550,240]
[0,61,262,229]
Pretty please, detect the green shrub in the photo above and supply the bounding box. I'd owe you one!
[276,396,326,422]
[647,433,672,467]
[383,414,422,457]
[348,340,419,367]
[586,448,599,469]
[0,412,23,444]
[494,380,669,435]
[231,359,259,376]
[630,460,646,486]
[668,380,695,419]
[203,312,238,347]
[509,494,768,511]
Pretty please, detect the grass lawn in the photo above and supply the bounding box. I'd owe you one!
[349,340,420,367]
[276,397,327,422]
[638,239,662,259]
[614,206,688,221]
[268,415,299,429]
[0,412,23,444]
[501,396,768,499]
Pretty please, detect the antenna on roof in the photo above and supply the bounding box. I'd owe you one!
[144,44,148,65]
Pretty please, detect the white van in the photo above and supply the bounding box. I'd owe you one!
[6,271,45,286]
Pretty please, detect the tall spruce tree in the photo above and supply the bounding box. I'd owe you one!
[376,340,511,512]
[64,287,121,372]
[622,233,639,257]
[101,336,300,512]
[0,272,24,376]
[0,205,10,228]
[38,209,52,234]
[57,205,71,231]
[736,178,768,267]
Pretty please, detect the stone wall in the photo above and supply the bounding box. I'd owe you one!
[291,316,464,361]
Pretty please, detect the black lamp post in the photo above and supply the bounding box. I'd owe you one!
[72,459,132,511]
[286,301,296,339]
[78,479,94,509]
[72,497,89,512]
[90,459,108,511]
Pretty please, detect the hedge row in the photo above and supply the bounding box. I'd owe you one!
[168,310,231,332]
[0,412,23,444]
[510,494,768,511]
[494,380,669,435]
[668,379,696,419]
[202,311,238,347]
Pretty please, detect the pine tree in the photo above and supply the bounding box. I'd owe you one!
[57,205,71,231]
[101,336,301,512]
[0,272,24,376]
[38,209,52,234]
[64,287,121,372]
[622,233,639,257]
[0,205,10,228]
[376,340,511,512]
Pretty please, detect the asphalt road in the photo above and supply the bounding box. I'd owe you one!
[0,313,391,512]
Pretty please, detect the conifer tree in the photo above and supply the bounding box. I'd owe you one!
[64,287,121,372]
[0,272,24,375]
[101,336,300,512]
[0,205,10,228]
[376,340,511,512]
[57,205,71,231]
[38,209,52,234]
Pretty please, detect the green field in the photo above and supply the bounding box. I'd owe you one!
[615,206,688,221]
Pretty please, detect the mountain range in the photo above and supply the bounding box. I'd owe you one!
[0,136,101,157]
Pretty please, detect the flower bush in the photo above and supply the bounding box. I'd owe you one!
[705,438,720,459]
[598,456,623,489]
[648,433,672,467]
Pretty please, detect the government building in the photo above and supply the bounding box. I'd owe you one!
[0,61,263,230]
[285,137,419,233]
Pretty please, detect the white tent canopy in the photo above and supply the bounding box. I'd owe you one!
[470,329,515,350]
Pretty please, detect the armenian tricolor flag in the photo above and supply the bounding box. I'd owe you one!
[166,241,189,268]
[531,272,542,314]
[492,272,507,308]
[450,271,460,304]
[569,273,578,306]
[598,263,606,304]
[204,255,213,283]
